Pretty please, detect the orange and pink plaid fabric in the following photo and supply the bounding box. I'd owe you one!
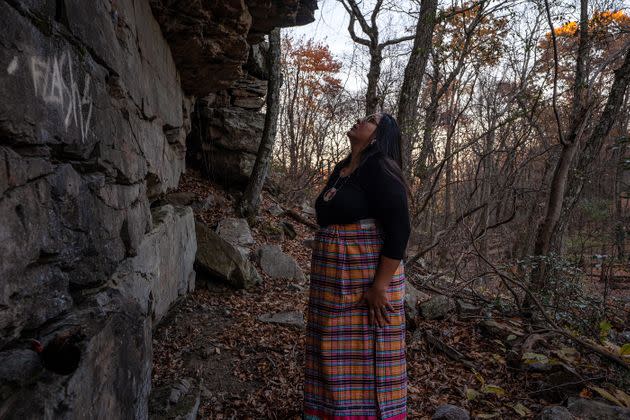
[304,221,407,419]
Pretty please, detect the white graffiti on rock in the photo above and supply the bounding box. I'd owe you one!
[29,51,93,143]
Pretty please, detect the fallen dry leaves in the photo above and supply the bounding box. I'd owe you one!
[151,169,629,419]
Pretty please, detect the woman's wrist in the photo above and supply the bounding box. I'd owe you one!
[371,255,401,292]
[371,277,390,292]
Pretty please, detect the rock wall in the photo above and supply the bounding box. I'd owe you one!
[0,0,315,418]
[188,62,269,186]
[177,1,319,188]
[150,0,317,96]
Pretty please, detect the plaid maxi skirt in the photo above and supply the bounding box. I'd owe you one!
[304,219,407,420]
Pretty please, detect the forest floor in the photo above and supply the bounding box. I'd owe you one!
[149,170,630,419]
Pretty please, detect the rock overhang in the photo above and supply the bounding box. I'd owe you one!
[149,0,317,96]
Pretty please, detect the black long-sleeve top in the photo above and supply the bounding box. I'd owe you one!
[314,153,411,260]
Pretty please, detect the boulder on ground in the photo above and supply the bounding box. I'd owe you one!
[216,217,255,257]
[268,202,284,216]
[567,397,630,419]
[258,311,305,329]
[456,300,481,317]
[432,404,470,420]
[216,217,254,246]
[199,193,215,210]
[420,295,456,320]
[150,376,201,420]
[301,202,316,217]
[537,405,575,420]
[195,222,261,289]
[169,378,192,405]
[257,244,306,281]
[404,280,430,328]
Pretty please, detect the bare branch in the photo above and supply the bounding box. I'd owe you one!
[543,0,566,145]
[379,34,416,49]
[340,0,374,40]
[347,13,371,46]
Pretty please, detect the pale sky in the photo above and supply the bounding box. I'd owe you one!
[287,0,353,57]
[284,0,630,95]
[285,0,420,93]
[285,0,364,91]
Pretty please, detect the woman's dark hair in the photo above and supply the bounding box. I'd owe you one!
[340,112,409,193]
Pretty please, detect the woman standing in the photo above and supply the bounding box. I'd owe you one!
[304,112,411,420]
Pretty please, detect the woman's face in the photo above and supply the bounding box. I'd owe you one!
[347,113,381,148]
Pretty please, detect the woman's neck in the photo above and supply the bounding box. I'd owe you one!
[348,144,366,169]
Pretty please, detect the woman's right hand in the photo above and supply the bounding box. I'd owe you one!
[361,285,393,327]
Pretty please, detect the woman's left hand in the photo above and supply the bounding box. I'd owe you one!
[361,285,394,327]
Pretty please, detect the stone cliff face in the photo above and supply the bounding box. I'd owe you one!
[188,65,270,186]
[0,0,315,418]
[156,0,318,187]
[150,0,316,95]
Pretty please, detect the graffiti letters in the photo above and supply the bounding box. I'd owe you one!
[28,51,93,143]
[6,56,18,75]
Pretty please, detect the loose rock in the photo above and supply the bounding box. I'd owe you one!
[420,295,456,320]
[201,193,215,210]
[258,311,305,329]
[169,378,192,405]
[432,404,470,420]
[301,202,316,217]
[404,280,430,328]
[216,217,255,257]
[537,406,575,420]
[456,300,481,317]
[196,222,262,289]
[268,202,284,217]
[567,397,630,419]
[257,244,306,281]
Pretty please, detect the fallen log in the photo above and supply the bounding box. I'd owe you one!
[286,209,319,230]
[424,330,476,370]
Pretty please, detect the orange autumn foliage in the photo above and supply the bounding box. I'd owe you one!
[433,1,509,68]
[551,10,630,38]
[536,9,630,85]
[283,37,343,100]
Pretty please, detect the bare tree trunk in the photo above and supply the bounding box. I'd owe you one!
[478,126,497,259]
[237,28,283,221]
[528,0,591,291]
[365,49,382,114]
[552,48,630,253]
[531,138,580,264]
[416,62,439,181]
[340,0,415,115]
[397,0,439,179]
[613,115,628,260]
[529,3,630,311]
[414,3,485,182]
